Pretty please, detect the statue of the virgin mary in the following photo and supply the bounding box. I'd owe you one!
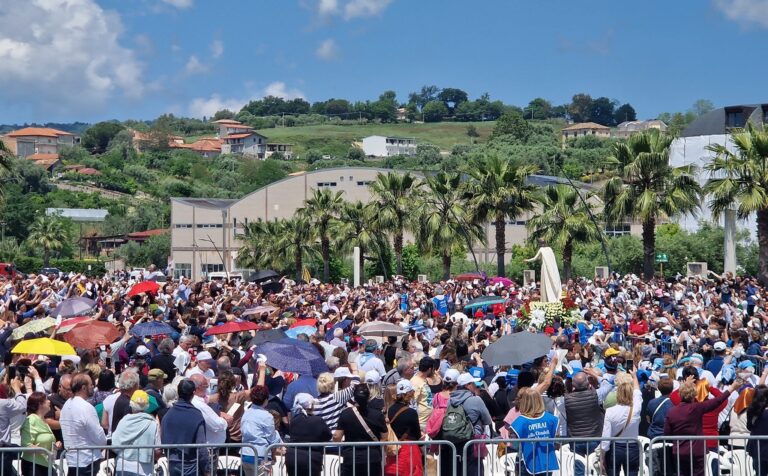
[524,245,562,304]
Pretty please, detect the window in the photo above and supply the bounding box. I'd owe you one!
[317,182,337,187]
[726,110,745,129]
[356,180,372,186]
[201,263,224,275]
[340,176,344,182]
[196,224,223,228]
[605,223,631,237]
[174,263,192,280]
[174,224,192,229]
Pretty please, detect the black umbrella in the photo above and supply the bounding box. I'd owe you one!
[481,331,553,366]
[248,270,280,283]
[260,281,284,294]
[250,328,288,346]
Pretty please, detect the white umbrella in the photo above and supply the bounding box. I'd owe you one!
[358,321,407,338]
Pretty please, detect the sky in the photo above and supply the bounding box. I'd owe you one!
[1,0,768,123]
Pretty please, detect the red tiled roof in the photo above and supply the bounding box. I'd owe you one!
[77,168,102,176]
[190,138,222,152]
[126,228,169,238]
[7,127,74,138]
[27,153,60,161]
[224,133,254,139]
[212,119,242,124]
[562,122,611,131]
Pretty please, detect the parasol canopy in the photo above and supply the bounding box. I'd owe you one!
[481,331,553,366]
[50,297,96,319]
[12,337,76,356]
[62,320,120,348]
[12,317,57,340]
[126,281,160,298]
[254,338,328,376]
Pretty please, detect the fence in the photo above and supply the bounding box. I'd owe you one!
[648,435,768,476]
[0,447,53,476]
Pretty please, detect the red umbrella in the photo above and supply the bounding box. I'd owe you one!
[291,318,317,329]
[126,281,160,298]
[455,272,485,282]
[63,320,120,348]
[204,321,259,336]
[57,316,92,333]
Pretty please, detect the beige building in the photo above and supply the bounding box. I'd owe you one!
[561,122,611,148]
[1,127,77,159]
[170,167,643,280]
[614,120,668,138]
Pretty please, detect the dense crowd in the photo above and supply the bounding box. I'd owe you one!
[1,268,768,476]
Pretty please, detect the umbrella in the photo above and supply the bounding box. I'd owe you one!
[249,329,288,346]
[126,281,160,298]
[291,318,317,329]
[11,317,57,340]
[248,270,280,283]
[63,321,120,348]
[241,306,277,317]
[463,296,507,311]
[481,331,553,366]
[285,326,317,339]
[204,321,259,336]
[260,282,283,294]
[254,338,328,376]
[131,321,175,337]
[12,337,76,356]
[455,272,486,282]
[56,316,92,333]
[50,297,96,319]
[358,321,407,338]
[490,277,514,287]
[324,319,354,341]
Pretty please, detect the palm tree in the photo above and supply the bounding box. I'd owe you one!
[27,214,68,267]
[276,216,318,280]
[301,188,345,282]
[369,172,421,275]
[602,130,701,278]
[236,220,283,270]
[417,172,485,279]
[465,154,538,277]
[527,185,601,281]
[704,123,768,283]
[0,140,13,171]
[333,201,378,282]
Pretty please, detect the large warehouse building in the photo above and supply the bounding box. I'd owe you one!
[170,167,640,280]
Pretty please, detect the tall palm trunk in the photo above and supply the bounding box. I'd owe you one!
[321,225,330,282]
[295,246,303,281]
[642,217,656,279]
[757,210,768,285]
[442,252,452,281]
[563,239,573,282]
[394,228,404,275]
[43,248,50,268]
[495,212,506,277]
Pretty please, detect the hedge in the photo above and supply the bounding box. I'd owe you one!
[13,257,107,276]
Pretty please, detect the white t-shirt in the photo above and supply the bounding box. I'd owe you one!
[102,393,119,438]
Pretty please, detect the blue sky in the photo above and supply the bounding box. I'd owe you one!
[1,0,768,123]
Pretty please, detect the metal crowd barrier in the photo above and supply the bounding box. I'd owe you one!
[461,436,646,476]
[649,435,768,476]
[0,447,53,476]
[266,440,456,476]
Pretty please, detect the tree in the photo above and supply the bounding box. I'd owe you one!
[589,97,617,126]
[301,188,345,281]
[602,130,701,278]
[466,154,538,276]
[491,110,531,142]
[568,93,593,123]
[27,213,70,267]
[417,172,484,279]
[81,122,125,153]
[408,85,440,111]
[236,220,285,271]
[438,88,468,114]
[614,103,637,124]
[276,217,318,280]
[212,109,236,121]
[705,124,768,283]
[690,99,715,117]
[526,185,601,280]
[422,101,449,123]
[0,139,13,172]
[523,98,553,120]
[466,125,480,143]
[369,172,421,275]
[333,201,378,281]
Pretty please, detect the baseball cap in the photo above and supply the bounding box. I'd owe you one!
[196,351,213,361]
[396,379,413,395]
[334,367,354,379]
[457,372,481,387]
[714,341,727,352]
[135,345,150,357]
[148,368,167,380]
[364,370,381,384]
[604,348,621,358]
[130,390,154,413]
[468,366,485,380]
[444,368,461,383]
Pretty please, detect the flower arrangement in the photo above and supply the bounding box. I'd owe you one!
[517,298,580,331]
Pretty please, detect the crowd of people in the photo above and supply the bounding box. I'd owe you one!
[1,268,768,476]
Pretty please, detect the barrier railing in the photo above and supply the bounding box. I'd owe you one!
[461,436,646,476]
[648,435,768,476]
[0,447,54,476]
[266,440,457,476]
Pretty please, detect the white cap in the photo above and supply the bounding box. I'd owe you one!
[396,379,413,395]
[714,341,727,351]
[334,367,354,379]
[135,345,150,356]
[196,351,213,361]
[662,325,672,331]
[457,372,481,387]
[364,370,381,384]
[444,368,461,383]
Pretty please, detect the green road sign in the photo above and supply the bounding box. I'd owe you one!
[655,253,669,263]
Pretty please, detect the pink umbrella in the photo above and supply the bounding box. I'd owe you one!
[490,277,515,287]
[57,316,92,333]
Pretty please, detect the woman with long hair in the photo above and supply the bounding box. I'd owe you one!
[746,385,768,476]
[334,385,386,476]
[208,370,248,447]
[508,387,559,476]
[600,371,642,476]
[384,380,423,476]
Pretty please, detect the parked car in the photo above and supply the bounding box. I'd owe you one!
[39,267,62,278]
[129,268,146,279]
[0,263,17,279]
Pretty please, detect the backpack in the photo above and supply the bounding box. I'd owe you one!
[426,393,448,439]
[441,404,473,444]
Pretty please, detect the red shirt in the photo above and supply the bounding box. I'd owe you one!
[629,319,648,335]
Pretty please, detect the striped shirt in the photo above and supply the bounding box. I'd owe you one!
[314,378,360,431]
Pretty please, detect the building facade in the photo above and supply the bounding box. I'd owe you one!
[1,127,77,159]
[361,136,417,157]
[560,122,611,147]
[614,120,668,138]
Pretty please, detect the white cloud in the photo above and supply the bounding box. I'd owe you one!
[263,81,305,99]
[715,0,768,27]
[188,94,246,118]
[315,38,339,60]
[161,0,193,8]
[0,0,143,115]
[344,0,393,19]
[185,55,208,74]
[210,39,224,59]
[318,0,338,15]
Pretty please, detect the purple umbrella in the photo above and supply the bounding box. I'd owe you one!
[254,338,328,376]
[130,321,175,337]
[490,277,515,287]
[50,297,96,318]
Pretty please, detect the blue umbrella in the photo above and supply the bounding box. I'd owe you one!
[255,338,328,376]
[324,319,354,341]
[285,325,317,339]
[131,321,175,337]
[463,296,507,311]
[50,297,96,318]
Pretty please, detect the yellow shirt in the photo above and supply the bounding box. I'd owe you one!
[410,374,433,429]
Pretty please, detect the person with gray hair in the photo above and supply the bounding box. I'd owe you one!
[382,356,414,387]
[112,390,160,476]
[151,338,178,381]
[564,371,605,476]
[102,369,140,438]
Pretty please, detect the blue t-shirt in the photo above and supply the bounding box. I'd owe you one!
[645,396,672,439]
[577,322,598,345]
[400,293,409,312]
[510,413,560,474]
[432,295,448,316]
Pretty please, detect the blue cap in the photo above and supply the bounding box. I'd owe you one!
[469,366,485,379]
[738,360,756,370]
